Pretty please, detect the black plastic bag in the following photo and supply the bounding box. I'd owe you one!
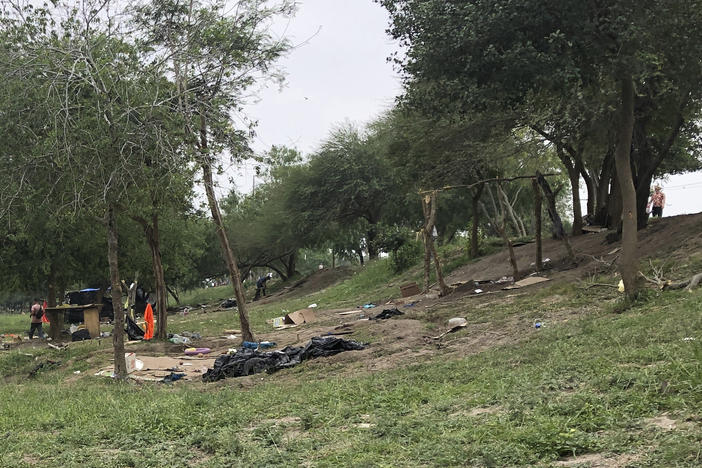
[203,336,365,382]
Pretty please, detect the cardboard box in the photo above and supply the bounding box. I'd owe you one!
[284,308,316,325]
[400,282,421,297]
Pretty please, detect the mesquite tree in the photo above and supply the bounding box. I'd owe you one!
[134,0,294,341]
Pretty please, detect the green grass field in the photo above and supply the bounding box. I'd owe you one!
[1,251,701,467]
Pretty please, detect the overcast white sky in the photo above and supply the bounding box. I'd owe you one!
[218,0,702,217]
[217,0,401,195]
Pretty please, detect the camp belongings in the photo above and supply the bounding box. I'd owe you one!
[372,308,404,320]
[284,308,316,325]
[202,336,366,382]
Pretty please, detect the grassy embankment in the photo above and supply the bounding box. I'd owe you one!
[0,245,701,467]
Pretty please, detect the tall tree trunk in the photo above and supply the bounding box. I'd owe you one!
[366,225,378,259]
[496,183,520,280]
[614,76,639,299]
[422,192,450,295]
[532,178,543,271]
[145,214,168,340]
[593,150,615,226]
[47,263,57,307]
[607,173,623,232]
[470,183,484,258]
[580,166,595,218]
[358,249,364,266]
[106,204,127,379]
[568,165,583,236]
[537,172,576,262]
[199,114,254,342]
[556,144,584,236]
[285,252,296,278]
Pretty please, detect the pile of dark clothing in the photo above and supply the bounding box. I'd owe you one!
[202,336,366,382]
[372,308,404,320]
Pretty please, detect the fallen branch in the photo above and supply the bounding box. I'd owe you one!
[583,283,618,290]
[663,273,702,292]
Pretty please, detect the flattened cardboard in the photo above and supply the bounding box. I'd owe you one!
[400,282,420,297]
[284,308,317,325]
[503,276,550,290]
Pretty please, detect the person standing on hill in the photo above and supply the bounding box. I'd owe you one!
[253,273,272,301]
[28,300,45,339]
[647,185,666,218]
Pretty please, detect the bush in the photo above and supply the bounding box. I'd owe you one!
[390,241,421,273]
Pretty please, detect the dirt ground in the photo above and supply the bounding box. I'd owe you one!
[12,213,702,383]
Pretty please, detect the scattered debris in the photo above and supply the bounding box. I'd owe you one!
[431,318,468,340]
[284,308,316,325]
[682,337,696,342]
[162,372,186,383]
[337,310,362,316]
[203,336,366,382]
[474,289,483,294]
[71,329,91,342]
[400,282,421,297]
[220,298,237,308]
[28,360,61,378]
[126,316,145,341]
[308,303,318,308]
[362,303,376,309]
[503,276,550,290]
[372,308,404,320]
[168,334,191,345]
[184,347,211,356]
[242,341,276,350]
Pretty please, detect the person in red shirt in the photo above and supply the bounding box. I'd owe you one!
[647,185,666,218]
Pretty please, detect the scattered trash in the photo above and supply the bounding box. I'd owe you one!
[184,347,211,356]
[495,276,513,284]
[28,360,61,378]
[474,289,483,294]
[362,303,376,309]
[125,353,138,373]
[73,370,81,374]
[162,372,186,383]
[220,298,237,309]
[405,302,417,307]
[224,334,238,340]
[503,276,550,290]
[69,324,79,334]
[534,322,542,329]
[100,331,111,338]
[400,282,421,297]
[168,334,191,345]
[284,308,316,325]
[203,336,366,381]
[683,337,696,342]
[270,316,285,327]
[71,329,91,342]
[372,308,404,320]
[126,316,145,341]
[431,318,468,340]
[308,303,318,308]
[242,341,276,350]
[227,348,237,354]
[48,343,68,350]
[448,317,468,328]
[618,280,625,293]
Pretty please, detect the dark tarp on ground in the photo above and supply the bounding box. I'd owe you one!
[373,308,404,320]
[202,336,366,382]
[126,316,145,341]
